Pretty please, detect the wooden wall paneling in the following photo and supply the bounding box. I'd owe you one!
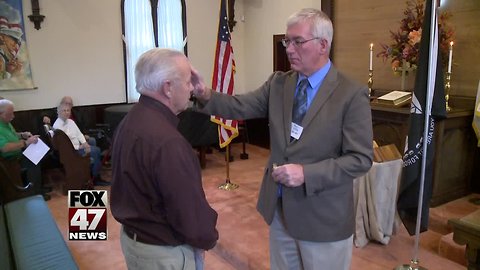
[273,35,289,72]
[371,105,476,206]
[333,0,480,98]
[443,1,480,97]
[431,110,477,206]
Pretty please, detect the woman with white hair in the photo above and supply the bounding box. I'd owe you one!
[53,102,108,186]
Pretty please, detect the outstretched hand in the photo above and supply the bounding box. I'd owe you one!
[191,66,211,101]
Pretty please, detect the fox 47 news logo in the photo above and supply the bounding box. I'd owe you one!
[68,190,108,241]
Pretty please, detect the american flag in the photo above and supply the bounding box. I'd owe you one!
[211,0,238,148]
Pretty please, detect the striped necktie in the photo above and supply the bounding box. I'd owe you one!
[292,79,309,125]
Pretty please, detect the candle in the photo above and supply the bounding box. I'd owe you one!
[447,41,453,73]
[32,0,39,10]
[369,43,373,70]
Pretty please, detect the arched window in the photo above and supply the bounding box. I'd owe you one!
[122,0,187,102]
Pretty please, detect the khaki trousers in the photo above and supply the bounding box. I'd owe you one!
[269,208,353,270]
[120,226,201,270]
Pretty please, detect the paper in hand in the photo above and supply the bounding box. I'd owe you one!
[22,138,50,165]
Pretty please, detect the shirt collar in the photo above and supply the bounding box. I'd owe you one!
[298,60,332,89]
[139,95,179,126]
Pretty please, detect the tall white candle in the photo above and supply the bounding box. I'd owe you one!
[369,43,373,70]
[447,41,453,73]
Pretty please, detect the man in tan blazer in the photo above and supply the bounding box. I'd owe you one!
[193,8,373,270]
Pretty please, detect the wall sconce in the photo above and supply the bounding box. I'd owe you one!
[28,0,45,30]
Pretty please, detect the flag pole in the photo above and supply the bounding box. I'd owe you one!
[212,0,239,191]
[395,1,437,269]
[218,144,239,190]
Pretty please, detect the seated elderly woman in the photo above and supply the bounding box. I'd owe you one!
[53,103,109,186]
[0,99,51,200]
[42,96,96,146]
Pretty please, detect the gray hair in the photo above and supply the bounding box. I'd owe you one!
[60,96,73,106]
[0,99,13,113]
[286,8,333,50]
[57,101,70,115]
[135,48,186,95]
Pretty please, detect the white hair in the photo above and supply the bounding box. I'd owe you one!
[57,102,70,115]
[0,99,13,113]
[135,48,187,95]
[286,8,333,49]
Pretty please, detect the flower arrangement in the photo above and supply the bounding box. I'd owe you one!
[377,0,454,72]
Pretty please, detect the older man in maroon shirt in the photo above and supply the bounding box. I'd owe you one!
[110,48,218,270]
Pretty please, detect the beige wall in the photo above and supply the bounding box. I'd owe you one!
[4,0,125,111]
[6,1,476,111]
[242,0,322,92]
[187,0,246,95]
[189,0,322,94]
[3,0,321,111]
[333,0,480,98]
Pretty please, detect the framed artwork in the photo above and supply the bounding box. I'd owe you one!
[0,0,35,90]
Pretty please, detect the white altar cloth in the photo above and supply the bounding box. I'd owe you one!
[353,159,403,248]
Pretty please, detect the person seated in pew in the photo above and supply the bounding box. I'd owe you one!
[52,103,109,186]
[0,99,51,200]
[42,96,96,146]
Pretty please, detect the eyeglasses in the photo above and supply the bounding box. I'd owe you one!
[281,37,320,48]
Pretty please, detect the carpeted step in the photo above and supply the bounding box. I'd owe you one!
[429,194,480,236]
[438,233,466,266]
[427,194,480,267]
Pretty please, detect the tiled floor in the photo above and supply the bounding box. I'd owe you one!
[46,143,474,269]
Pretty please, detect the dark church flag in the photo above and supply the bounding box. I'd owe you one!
[397,0,447,236]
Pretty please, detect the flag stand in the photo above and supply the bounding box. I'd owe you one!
[395,0,439,269]
[394,261,427,270]
[218,144,238,190]
[394,151,429,269]
[395,121,430,268]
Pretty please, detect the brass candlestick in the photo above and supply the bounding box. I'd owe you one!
[368,69,373,96]
[445,72,452,112]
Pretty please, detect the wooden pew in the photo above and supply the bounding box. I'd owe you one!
[51,129,92,194]
[0,157,34,204]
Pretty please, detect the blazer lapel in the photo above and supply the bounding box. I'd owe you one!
[301,67,339,128]
[283,73,298,145]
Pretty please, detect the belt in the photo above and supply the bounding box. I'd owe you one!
[123,226,150,244]
[123,225,177,246]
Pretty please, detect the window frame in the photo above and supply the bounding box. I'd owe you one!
[121,0,187,103]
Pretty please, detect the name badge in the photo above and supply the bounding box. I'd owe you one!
[290,123,303,140]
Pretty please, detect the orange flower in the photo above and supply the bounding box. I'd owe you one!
[392,59,401,70]
[377,0,454,70]
[408,29,422,45]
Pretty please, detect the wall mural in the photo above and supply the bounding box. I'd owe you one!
[0,0,35,90]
